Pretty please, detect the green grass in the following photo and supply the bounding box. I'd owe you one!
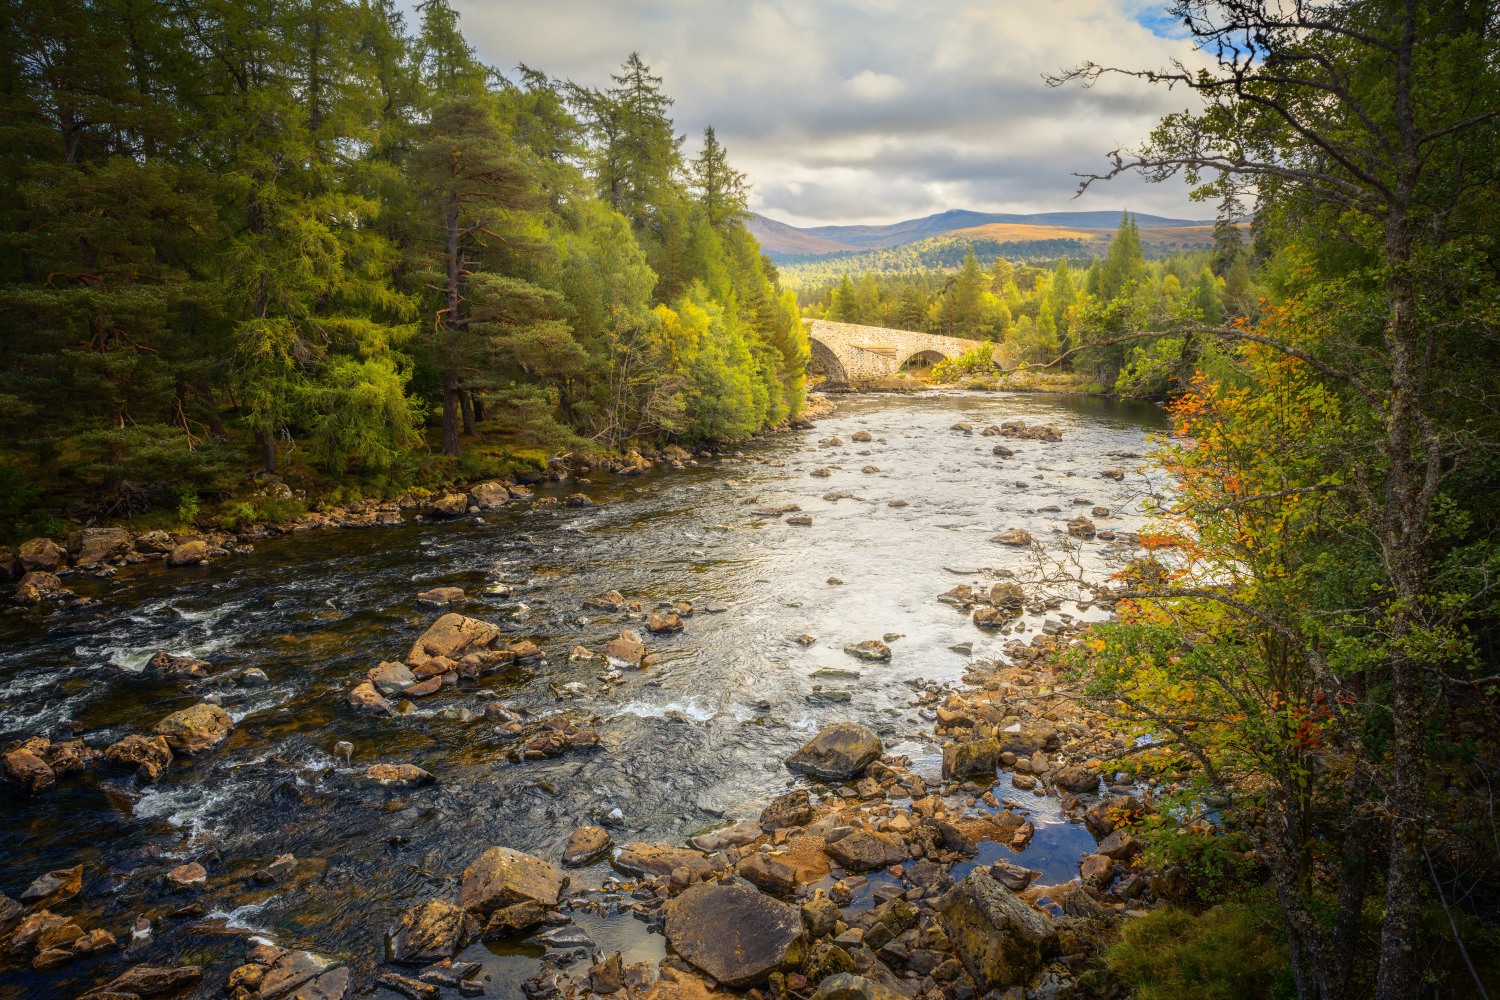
[1103,904,1292,1000]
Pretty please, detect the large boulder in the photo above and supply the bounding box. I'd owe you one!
[468,481,510,509]
[825,830,909,873]
[941,737,1002,780]
[603,630,646,667]
[785,723,882,782]
[406,613,503,670]
[103,734,173,782]
[938,871,1055,992]
[72,527,133,567]
[366,662,416,696]
[457,847,563,918]
[427,493,468,518]
[385,898,477,964]
[760,789,814,832]
[14,571,71,604]
[611,843,715,880]
[165,539,210,567]
[2,745,55,794]
[664,881,807,988]
[17,537,65,572]
[152,702,234,754]
[561,826,612,867]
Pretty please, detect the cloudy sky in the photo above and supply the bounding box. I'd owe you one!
[450,0,1212,227]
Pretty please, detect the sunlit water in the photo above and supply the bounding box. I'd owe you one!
[0,391,1167,997]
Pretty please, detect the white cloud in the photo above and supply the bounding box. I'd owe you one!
[450,0,1214,225]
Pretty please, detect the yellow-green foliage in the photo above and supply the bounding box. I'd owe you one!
[1104,905,1288,1000]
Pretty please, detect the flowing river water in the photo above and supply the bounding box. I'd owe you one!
[0,390,1168,999]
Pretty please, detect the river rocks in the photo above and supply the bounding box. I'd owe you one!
[364,763,435,787]
[824,830,908,873]
[811,467,831,477]
[851,430,873,442]
[785,723,882,781]
[1080,853,1117,888]
[561,826,612,867]
[992,444,1015,458]
[18,537,65,572]
[144,650,211,679]
[386,899,477,964]
[152,702,234,754]
[21,865,82,907]
[2,744,55,794]
[348,681,394,715]
[457,847,564,917]
[647,612,683,634]
[760,789,814,832]
[664,881,807,988]
[367,661,417,695]
[611,843,714,880]
[416,586,466,606]
[468,481,510,509]
[950,422,973,433]
[737,853,797,895]
[603,630,646,667]
[990,581,1026,609]
[786,514,813,526]
[254,949,341,999]
[809,973,908,1000]
[15,571,73,604]
[426,493,469,518]
[103,734,173,782]
[938,870,1055,992]
[1052,763,1100,794]
[164,863,206,891]
[406,613,503,669]
[254,854,298,885]
[1101,468,1125,480]
[998,421,1062,442]
[991,528,1033,546]
[70,527,133,568]
[1067,516,1097,539]
[971,606,1010,629]
[91,964,203,996]
[165,539,210,567]
[1097,827,1144,860]
[585,590,628,612]
[941,737,1002,780]
[843,640,890,662]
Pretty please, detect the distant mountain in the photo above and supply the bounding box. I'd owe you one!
[748,208,1212,260]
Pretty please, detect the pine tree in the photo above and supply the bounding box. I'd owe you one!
[1100,212,1145,301]
[690,126,748,228]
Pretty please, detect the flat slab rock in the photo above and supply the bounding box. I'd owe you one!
[664,881,807,988]
[457,846,563,917]
[611,842,715,880]
[785,722,882,781]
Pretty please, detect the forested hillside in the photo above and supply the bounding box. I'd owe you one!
[801,214,1249,393]
[0,1,806,538]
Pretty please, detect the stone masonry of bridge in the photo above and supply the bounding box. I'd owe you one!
[805,319,993,387]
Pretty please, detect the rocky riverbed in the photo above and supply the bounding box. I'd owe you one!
[0,391,1173,999]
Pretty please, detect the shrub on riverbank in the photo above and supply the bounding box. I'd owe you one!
[1101,904,1291,1000]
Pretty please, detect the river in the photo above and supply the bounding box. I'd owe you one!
[0,390,1167,998]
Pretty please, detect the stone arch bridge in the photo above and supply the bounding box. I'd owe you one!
[806,320,992,387]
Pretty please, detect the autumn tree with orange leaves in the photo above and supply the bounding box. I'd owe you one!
[1055,1,1500,998]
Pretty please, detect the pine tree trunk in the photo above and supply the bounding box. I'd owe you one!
[259,428,277,474]
[1374,241,1426,1000]
[471,396,485,424]
[461,391,476,435]
[442,371,461,457]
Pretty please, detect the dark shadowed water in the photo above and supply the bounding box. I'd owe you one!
[0,391,1166,998]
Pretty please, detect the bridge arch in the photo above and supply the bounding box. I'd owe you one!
[898,348,950,372]
[808,335,850,385]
